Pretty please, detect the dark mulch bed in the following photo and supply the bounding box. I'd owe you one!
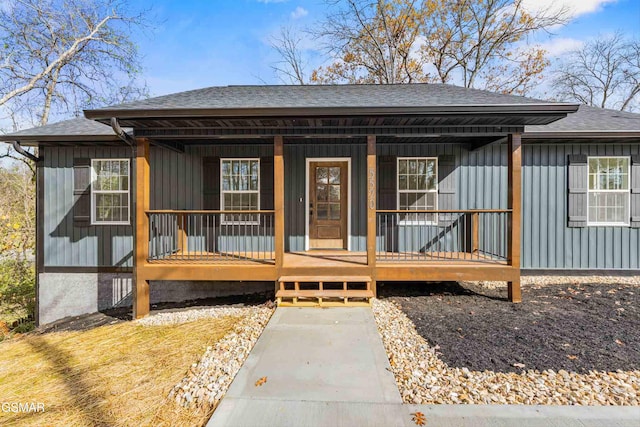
[39,291,274,334]
[379,281,639,373]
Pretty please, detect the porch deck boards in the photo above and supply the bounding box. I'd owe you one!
[143,250,515,283]
[286,251,507,267]
[147,250,505,266]
[147,251,275,265]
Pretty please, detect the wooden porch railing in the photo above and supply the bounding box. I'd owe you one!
[375,209,511,262]
[147,210,275,262]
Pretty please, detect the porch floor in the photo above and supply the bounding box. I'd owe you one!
[142,250,516,283]
[148,250,506,266]
[148,251,275,265]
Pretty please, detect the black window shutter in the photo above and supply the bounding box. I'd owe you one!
[203,157,220,210]
[438,155,456,225]
[568,154,588,227]
[73,158,91,227]
[631,155,640,228]
[260,156,274,210]
[377,155,397,210]
[378,155,397,252]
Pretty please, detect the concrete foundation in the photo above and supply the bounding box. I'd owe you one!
[38,272,273,325]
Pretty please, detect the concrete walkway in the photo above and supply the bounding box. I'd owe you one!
[409,404,640,427]
[208,307,640,427]
[207,307,409,427]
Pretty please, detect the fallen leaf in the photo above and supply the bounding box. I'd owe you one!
[615,339,625,346]
[411,411,427,426]
[513,363,526,368]
[567,355,578,360]
[255,377,267,387]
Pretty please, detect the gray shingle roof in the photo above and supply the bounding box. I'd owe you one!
[87,84,548,112]
[526,105,640,134]
[3,86,638,143]
[0,117,118,140]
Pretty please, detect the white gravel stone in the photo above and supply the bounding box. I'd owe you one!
[371,298,639,406]
[463,274,640,289]
[138,304,275,410]
[136,305,266,326]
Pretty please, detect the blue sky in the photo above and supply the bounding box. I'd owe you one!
[131,0,640,97]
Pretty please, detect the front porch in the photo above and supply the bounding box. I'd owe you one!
[133,134,523,317]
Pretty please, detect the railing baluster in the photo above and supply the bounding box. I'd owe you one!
[371,209,510,264]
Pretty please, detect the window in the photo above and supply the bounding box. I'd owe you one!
[397,157,438,224]
[221,159,260,224]
[91,159,130,225]
[588,156,630,226]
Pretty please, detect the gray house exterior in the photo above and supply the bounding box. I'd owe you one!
[2,85,639,325]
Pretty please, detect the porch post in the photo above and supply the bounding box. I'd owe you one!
[366,135,377,294]
[134,138,150,318]
[274,135,285,272]
[507,133,522,303]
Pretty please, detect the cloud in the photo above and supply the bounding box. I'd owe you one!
[538,37,584,57]
[257,0,289,3]
[522,0,617,18]
[290,6,308,19]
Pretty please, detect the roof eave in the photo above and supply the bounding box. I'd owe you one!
[0,135,122,146]
[84,104,580,121]
[523,131,640,139]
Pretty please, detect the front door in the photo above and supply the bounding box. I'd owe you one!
[309,161,348,249]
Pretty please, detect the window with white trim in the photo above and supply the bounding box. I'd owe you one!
[221,158,260,224]
[91,159,130,225]
[588,156,630,226]
[397,157,438,224]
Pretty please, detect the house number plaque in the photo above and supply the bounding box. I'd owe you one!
[368,167,375,210]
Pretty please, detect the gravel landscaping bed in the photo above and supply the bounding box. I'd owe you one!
[143,303,275,410]
[372,279,639,405]
[379,280,639,373]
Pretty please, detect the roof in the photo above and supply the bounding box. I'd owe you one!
[87,84,553,113]
[8,85,639,144]
[525,105,640,137]
[83,84,579,135]
[0,117,120,143]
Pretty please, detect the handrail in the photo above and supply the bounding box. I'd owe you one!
[376,209,512,214]
[376,210,510,262]
[146,209,276,214]
[148,210,275,262]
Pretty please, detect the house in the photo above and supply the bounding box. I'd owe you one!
[2,84,639,326]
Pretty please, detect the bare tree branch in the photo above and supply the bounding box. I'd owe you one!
[309,0,430,84]
[272,0,567,94]
[552,33,640,112]
[424,0,568,95]
[0,12,113,107]
[270,27,309,85]
[0,0,150,129]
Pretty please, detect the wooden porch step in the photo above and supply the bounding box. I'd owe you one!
[276,275,374,307]
[278,275,372,283]
[276,290,374,299]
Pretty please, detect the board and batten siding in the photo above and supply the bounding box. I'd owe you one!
[149,144,273,210]
[42,146,134,267]
[41,141,639,270]
[149,144,274,255]
[522,142,640,270]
